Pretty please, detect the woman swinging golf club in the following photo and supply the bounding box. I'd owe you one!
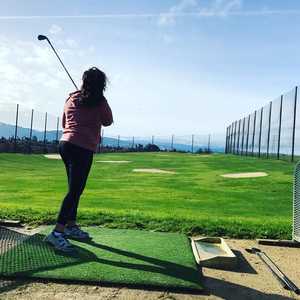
[45,67,113,252]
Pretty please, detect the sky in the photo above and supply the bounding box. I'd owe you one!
[1,0,300,137]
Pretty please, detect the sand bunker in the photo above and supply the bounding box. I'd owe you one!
[133,168,176,174]
[221,172,268,178]
[44,154,61,160]
[96,160,131,164]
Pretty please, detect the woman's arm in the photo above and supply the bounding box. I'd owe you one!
[100,99,113,127]
[62,112,66,129]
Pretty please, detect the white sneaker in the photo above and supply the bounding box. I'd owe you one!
[64,225,91,240]
[44,232,75,253]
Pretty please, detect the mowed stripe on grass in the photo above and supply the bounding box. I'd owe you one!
[0,153,295,239]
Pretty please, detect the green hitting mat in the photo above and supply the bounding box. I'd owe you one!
[0,227,202,292]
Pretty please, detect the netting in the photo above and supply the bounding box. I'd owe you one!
[280,88,296,156]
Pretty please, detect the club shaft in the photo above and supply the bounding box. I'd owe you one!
[46,39,78,90]
[261,252,299,294]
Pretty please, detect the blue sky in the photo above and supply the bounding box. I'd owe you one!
[1,0,300,137]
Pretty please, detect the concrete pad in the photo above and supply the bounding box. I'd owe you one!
[221,172,268,178]
[133,168,176,174]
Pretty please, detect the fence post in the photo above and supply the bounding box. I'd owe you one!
[246,115,250,156]
[225,127,228,153]
[291,86,298,162]
[252,110,257,156]
[191,134,194,153]
[266,101,272,158]
[277,95,283,160]
[230,123,234,153]
[258,108,263,158]
[98,129,103,153]
[236,119,241,154]
[14,104,19,152]
[56,117,59,143]
[233,121,237,154]
[241,118,245,155]
[29,109,34,154]
[43,112,47,153]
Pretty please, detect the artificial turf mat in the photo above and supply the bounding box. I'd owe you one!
[0,227,202,291]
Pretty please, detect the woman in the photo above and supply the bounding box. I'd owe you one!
[45,67,113,252]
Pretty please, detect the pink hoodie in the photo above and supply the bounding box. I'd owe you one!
[60,91,113,152]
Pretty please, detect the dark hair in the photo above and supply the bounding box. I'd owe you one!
[80,67,107,106]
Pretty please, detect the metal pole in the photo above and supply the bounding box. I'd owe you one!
[246,115,250,156]
[171,134,174,151]
[100,129,104,153]
[56,117,59,143]
[277,95,283,160]
[241,118,245,155]
[258,108,263,158]
[267,101,272,158]
[225,127,228,154]
[291,86,298,162]
[230,123,234,153]
[236,119,241,154]
[132,136,135,149]
[152,135,154,144]
[14,104,19,152]
[252,110,257,156]
[43,112,47,153]
[208,134,211,152]
[233,121,237,154]
[191,134,194,153]
[117,135,120,148]
[29,109,34,154]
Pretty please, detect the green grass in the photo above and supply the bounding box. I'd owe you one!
[0,152,296,239]
[0,227,202,291]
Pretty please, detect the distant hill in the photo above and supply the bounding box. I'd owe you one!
[0,122,224,152]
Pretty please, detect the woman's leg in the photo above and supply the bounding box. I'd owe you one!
[56,142,93,230]
[66,153,93,226]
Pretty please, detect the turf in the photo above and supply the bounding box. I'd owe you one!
[0,227,202,291]
[0,152,296,238]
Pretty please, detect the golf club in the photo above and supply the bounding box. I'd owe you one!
[246,247,300,294]
[37,34,78,90]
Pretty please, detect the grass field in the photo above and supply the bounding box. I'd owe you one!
[0,152,296,239]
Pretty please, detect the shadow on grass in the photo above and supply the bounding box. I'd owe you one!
[0,228,202,293]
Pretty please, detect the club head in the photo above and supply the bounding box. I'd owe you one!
[37,35,48,41]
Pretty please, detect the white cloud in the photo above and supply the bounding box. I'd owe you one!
[158,0,199,26]
[158,0,242,26]
[49,24,63,35]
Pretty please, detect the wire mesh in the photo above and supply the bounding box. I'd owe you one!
[260,103,271,157]
[269,97,281,156]
[280,88,296,157]
[293,162,300,242]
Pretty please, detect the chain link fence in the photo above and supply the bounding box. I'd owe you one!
[225,86,299,161]
[0,102,224,154]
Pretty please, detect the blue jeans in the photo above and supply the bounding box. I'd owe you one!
[57,141,93,225]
